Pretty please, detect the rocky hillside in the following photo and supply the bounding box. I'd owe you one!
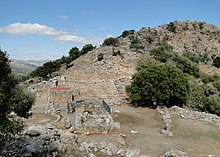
[34,21,220,105]
[11,59,49,76]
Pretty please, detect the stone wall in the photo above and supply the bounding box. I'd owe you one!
[48,88,73,104]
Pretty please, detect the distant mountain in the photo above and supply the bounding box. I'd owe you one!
[10,59,49,76]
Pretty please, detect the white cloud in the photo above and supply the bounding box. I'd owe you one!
[55,35,87,43]
[0,23,67,35]
[58,15,68,20]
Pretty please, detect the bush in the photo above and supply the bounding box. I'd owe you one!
[145,35,154,44]
[130,36,144,51]
[150,44,174,63]
[187,81,207,110]
[175,57,201,78]
[120,30,135,38]
[97,53,104,61]
[213,56,220,68]
[184,52,200,63]
[206,94,220,115]
[102,37,119,46]
[80,44,96,55]
[126,64,190,107]
[112,48,121,56]
[167,22,176,33]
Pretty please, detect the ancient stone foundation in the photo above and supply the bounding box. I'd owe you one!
[74,99,120,134]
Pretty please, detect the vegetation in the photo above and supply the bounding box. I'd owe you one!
[207,94,220,115]
[120,30,135,38]
[130,36,144,51]
[97,53,104,61]
[30,44,95,79]
[175,57,201,78]
[150,43,174,63]
[167,22,176,33]
[102,37,119,46]
[188,80,207,110]
[149,44,201,78]
[80,44,96,55]
[213,56,220,68]
[112,48,121,57]
[126,63,190,107]
[0,49,35,149]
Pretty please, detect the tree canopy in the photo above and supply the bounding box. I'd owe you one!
[0,49,35,148]
[126,63,190,107]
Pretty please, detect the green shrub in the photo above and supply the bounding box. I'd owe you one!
[145,35,154,44]
[175,56,201,78]
[126,64,190,107]
[201,73,220,84]
[97,53,104,61]
[207,94,220,115]
[184,52,200,63]
[167,22,176,33]
[80,44,96,55]
[112,48,121,56]
[188,81,207,110]
[120,30,135,38]
[102,37,119,46]
[130,36,144,51]
[150,44,174,63]
[213,56,220,68]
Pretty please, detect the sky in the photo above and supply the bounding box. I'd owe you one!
[0,0,220,60]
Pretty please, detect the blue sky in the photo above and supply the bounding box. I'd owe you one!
[0,0,220,60]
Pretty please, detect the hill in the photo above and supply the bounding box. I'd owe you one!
[58,21,220,104]
[10,59,49,76]
[30,20,220,105]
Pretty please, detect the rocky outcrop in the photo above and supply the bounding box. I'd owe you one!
[1,124,148,157]
[164,149,187,157]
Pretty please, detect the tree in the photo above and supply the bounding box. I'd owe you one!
[126,64,190,107]
[69,47,80,60]
[102,37,119,46]
[0,49,35,148]
[120,30,135,38]
[80,44,96,55]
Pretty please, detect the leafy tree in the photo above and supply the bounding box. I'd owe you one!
[80,44,96,55]
[0,49,35,148]
[126,64,190,107]
[102,37,119,46]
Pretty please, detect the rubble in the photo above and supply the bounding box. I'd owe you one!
[164,149,187,157]
[168,106,220,127]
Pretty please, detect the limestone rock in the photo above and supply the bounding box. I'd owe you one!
[164,149,187,157]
